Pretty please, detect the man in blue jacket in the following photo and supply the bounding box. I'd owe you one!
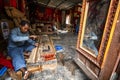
[7,20,38,79]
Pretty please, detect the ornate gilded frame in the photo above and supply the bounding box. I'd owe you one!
[76,0,119,67]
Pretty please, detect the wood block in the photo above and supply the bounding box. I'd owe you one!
[42,59,57,71]
[13,18,19,26]
[11,7,25,18]
[5,7,12,17]
[21,17,27,21]
[16,71,22,80]
[42,62,57,71]
[27,48,37,63]
[28,66,42,73]
[17,18,21,23]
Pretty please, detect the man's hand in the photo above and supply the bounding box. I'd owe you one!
[34,43,39,47]
[29,35,38,40]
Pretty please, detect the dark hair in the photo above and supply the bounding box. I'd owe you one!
[20,20,30,26]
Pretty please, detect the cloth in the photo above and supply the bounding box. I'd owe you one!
[0,53,13,69]
[0,66,7,76]
[8,45,35,71]
[7,27,35,71]
[53,26,68,34]
[75,24,79,33]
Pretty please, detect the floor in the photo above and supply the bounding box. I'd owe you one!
[4,33,90,80]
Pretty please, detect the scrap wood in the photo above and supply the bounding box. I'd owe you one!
[27,35,41,63]
[5,7,25,18]
[36,47,42,63]
[4,7,12,17]
[35,36,42,63]
[42,60,57,71]
[28,65,42,72]
[16,71,22,80]
[27,48,37,63]
[27,35,57,70]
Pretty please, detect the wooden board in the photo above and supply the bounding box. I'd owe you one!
[27,35,57,72]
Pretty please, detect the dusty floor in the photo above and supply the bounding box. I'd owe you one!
[4,33,90,80]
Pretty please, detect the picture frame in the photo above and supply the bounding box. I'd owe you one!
[76,0,118,67]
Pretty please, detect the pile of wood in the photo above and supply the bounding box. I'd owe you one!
[4,7,36,35]
[4,7,27,27]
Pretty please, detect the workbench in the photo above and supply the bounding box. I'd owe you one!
[27,34,57,72]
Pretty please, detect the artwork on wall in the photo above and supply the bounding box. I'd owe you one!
[1,22,9,39]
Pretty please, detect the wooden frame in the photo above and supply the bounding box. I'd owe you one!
[76,0,119,67]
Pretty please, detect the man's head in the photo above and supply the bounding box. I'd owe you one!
[20,20,30,33]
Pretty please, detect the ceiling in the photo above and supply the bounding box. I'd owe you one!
[36,0,82,10]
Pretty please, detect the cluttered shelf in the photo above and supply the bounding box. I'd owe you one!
[31,21,55,34]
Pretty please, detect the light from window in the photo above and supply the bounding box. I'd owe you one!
[66,15,70,24]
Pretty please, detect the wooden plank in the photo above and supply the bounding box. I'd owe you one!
[28,66,42,72]
[16,71,22,80]
[27,48,37,63]
[27,35,57,72]
[42,59,57,71]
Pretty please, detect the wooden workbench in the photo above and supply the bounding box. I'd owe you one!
[27,34,57,72]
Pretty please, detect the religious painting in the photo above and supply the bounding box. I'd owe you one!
[1,22,9,39]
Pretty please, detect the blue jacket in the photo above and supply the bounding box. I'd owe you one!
[8,27,35,48]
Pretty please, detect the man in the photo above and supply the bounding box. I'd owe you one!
[7,20,38,79]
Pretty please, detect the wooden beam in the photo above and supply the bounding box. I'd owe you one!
[46,0,51,6]
[56,0,67,8]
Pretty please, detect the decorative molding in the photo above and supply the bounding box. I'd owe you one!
[76,0,119,67]
[74,58,99,80]
[98,0,119,65]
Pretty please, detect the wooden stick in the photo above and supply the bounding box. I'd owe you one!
[27,47,37,63]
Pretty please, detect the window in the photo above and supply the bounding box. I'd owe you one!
[66,15,71,24]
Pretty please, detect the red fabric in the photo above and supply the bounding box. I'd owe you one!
[10,0,17,8]
[54,10,62,23]
[3,0,17,8]
[0,0,4,10]
[0,53,13,69]
[44,8,54,21]
[18,0,25,12]
[35,6,62,22]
